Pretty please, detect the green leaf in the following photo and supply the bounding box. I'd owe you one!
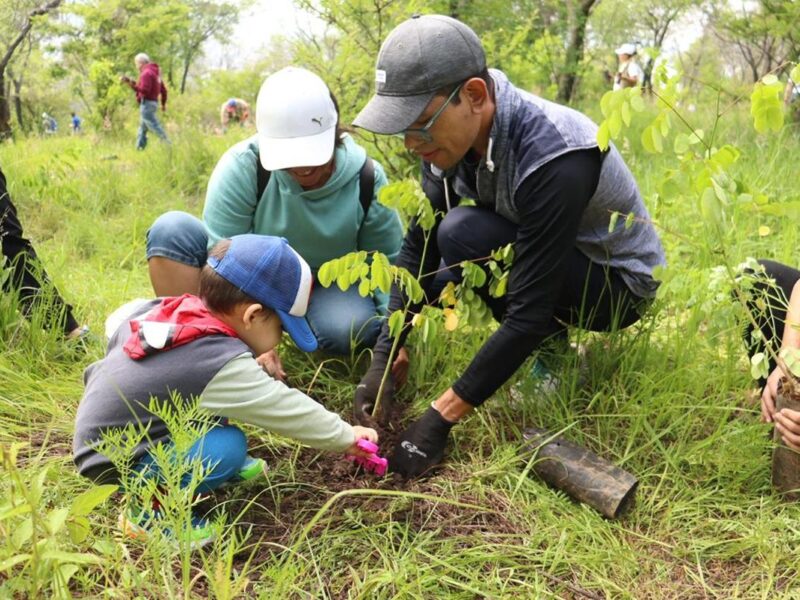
[358,278,370,297]
[317,262,333,288]
[608,211,619,233]
[621,101,631,127]
[39,550,102,565]
[387,310,404,338]
[597,121,610,151]
[67,516,91,544]
[600,90,614,116]
[673,133,689,155]
[0,554,31,572]
[762,74,778,86]
[624,212,636,229]
[609,110,622,138]
[659,113,671,137]
[629,94,645,112]
[791,64,800,86]
[12,517,33,550]
[641,126,655,153]
[652,125,663,153]
[348,267,362,285]
[750,352,769,380]
[47,507,69,535]
[493,276,507,298]
[71,485,117,517]
[766,106,784,131]
[336,271,350,292]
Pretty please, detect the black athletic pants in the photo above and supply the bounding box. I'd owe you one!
[0,167,78,335]
[436,205,646,337]
[744,259,800,387]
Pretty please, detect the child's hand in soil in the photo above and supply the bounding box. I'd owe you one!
[761,366,783,422]
[256,349,286,382]
[345,426,379,458]
[774,408,800,450]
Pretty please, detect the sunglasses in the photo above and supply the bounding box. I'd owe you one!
[395,83,464,143]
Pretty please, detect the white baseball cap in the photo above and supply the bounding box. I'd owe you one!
[615,43,637,56]
[256,67,338,171]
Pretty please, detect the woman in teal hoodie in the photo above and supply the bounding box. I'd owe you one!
[145,67,403,363]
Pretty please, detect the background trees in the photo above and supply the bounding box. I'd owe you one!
[2,0,799,139]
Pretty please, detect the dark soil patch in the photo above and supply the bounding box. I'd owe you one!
[17,427,73,465]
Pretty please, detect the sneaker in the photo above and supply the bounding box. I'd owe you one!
[219,455,267,490]
[236,455,266,481]
[119,505,216,549]
[529,358,560,393]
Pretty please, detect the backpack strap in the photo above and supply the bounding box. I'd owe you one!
[254,152,375,227]
[358,158,375,228]
[256,154,271,202]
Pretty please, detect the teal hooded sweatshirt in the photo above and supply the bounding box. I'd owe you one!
[203,134,402,313]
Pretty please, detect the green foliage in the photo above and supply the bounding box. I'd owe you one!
[377,179,437,231]
[0,443,116,599]
[597,87,646,150]
[750,74,785,133]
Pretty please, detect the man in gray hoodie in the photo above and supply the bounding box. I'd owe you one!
[352,15,666,478]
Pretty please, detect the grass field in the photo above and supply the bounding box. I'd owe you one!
[1,103,800,599]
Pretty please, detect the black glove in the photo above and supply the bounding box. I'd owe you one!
[389,406,455,478]
[353,358,395,426]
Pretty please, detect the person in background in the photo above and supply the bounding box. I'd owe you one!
[613,43,645,91]
[121,53,170,150]
[73,235,379,547]
[146,67,403,369]
[220,98,251,132]
[41,112,57,135]
[352,15,665,478]
[71,112,82,134]
[0,166,87,340]
[784,75,800,122]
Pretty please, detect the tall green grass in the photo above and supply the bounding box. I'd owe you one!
[1,109,799,597]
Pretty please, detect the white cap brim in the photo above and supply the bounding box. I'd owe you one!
[258,126,336,171]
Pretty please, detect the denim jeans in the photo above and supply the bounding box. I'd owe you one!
[134,424,248,494]
[146,211,383,354]
[136,100,169,150]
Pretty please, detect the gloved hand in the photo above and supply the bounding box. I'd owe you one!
[353,358,395,426]
[389,406,455,478]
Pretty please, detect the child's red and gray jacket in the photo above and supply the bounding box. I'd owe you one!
[73,296,354,483]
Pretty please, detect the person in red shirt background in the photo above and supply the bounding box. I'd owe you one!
[121,53,170,150]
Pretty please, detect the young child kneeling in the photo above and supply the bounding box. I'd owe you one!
[72,234,378,546]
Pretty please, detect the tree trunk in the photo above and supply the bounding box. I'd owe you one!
[180,46,199,94]
[7,67,25,132]
[0,72,10,139]
[557,0,598,104]
[0,0,62,137]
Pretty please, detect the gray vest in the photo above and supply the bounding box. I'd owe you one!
[73,300,250,483]
[433,69,665,298]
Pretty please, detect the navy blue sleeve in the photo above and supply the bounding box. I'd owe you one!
[451,149,602,405]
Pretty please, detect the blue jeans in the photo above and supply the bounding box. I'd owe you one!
[134,425,248,494]
[146,211,383,354]
[137,100,169,150]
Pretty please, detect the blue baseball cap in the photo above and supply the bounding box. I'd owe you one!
[207,234,318,352]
